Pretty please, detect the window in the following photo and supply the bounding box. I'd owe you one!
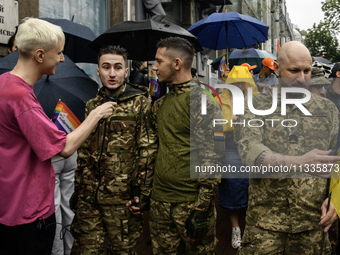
[161,0,182,23]
[39,0,108,85]
[39,0,107,36]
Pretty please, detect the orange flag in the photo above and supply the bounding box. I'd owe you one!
[277,37,281,52]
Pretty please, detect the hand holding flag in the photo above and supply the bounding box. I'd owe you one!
[149,70,161,98]
[218,53,228,78]
[53,100,81,134]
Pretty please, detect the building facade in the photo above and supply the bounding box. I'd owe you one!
[1,0,295,78]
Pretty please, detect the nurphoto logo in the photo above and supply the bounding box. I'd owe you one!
[200,83,312,128]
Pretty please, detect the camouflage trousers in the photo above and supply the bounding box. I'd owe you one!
[71,201,142,255]
[149,199,217,255]
[237,224,332,255]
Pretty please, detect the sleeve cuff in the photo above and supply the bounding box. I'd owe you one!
[245,143,271,166]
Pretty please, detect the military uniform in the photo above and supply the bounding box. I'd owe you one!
[235,88,339,254]
[71,83,157,254]
[149,79,224,255]
[325,84,340,112]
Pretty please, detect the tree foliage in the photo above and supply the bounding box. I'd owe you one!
[322,0,340,32]
[304,22,340,62]
[296,28,307,37]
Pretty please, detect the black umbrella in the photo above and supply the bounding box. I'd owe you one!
[41,18,98,64]
[88,18,203,61]
[0,51,98,122]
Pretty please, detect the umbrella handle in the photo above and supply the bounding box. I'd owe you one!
[225,21,229,67]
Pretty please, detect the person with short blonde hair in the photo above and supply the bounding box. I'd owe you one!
[16,17,65,57]
[0,18,115,255]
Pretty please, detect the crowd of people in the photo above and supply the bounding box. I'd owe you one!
[1,17,340,255]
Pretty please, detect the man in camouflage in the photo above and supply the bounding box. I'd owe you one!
[70,45,157,254]
[149,37,224,254]
[235,41,340,254]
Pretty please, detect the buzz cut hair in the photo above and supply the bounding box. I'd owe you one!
[156,37,195,69]
[15,17,65,58]
[98,45,128,66]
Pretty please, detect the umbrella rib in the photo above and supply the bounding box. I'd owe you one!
[248,23,266,45]
[188,12,269,51]
[229,21,248,48]
[246,21,269,45]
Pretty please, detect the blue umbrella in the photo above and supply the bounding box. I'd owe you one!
[188,12,269,64]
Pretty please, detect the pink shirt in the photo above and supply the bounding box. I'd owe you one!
[0,73,67,226]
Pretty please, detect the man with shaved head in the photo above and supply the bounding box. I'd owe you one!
[235,41,340,254]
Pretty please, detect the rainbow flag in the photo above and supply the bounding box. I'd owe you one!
[52,100,81,134]
[149,70,161,98]
[218,53,227,78]
[214,131,224,141]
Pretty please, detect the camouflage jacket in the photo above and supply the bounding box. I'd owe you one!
[235,89,339,233]
[73,83,157,205]
[150,79,224,211]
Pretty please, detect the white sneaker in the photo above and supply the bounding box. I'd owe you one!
[231,226,241,249]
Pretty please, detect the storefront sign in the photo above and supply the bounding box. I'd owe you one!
[0,0,18,45]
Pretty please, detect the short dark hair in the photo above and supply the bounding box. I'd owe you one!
[191,67,197,77]
[98,45,128,66]
[7,35,16,50]
[156,37,195,69]
[330,62,340,78]
[132,60,143,71]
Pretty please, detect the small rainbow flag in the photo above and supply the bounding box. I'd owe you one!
[149,70,161,98]
[52,100,81,134]
[218,53,227,78]
[214,131,224,141]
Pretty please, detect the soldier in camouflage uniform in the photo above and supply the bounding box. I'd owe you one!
[149,37,224,255]
[235,41,340,254]
[70,45,157,254]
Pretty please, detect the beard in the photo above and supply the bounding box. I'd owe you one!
[286,92,305,98]
[158,68,177,84]
[279,77,310,98]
